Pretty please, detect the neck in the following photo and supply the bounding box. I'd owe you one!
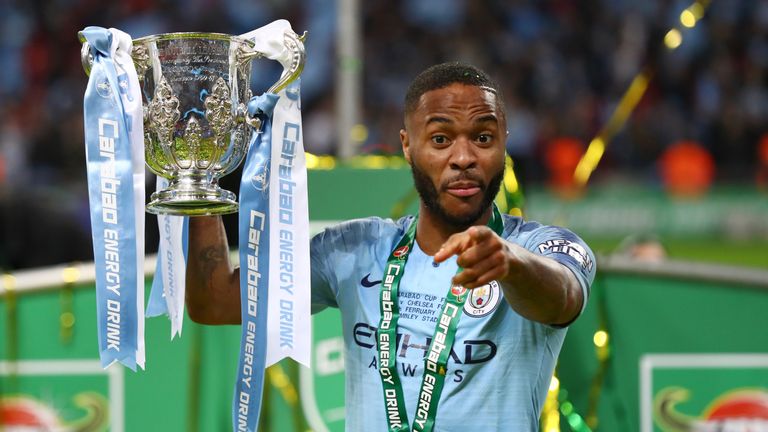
[415,204,492,256]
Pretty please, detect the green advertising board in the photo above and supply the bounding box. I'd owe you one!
[557,271,768,432]
[0,359,116,430]
[642,354,768,431]
[300,309,345,432]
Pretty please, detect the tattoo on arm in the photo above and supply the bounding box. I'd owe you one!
[199,245,229,290]
[201,245,227,271]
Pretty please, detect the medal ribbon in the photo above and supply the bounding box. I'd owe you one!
[377,205,504,432]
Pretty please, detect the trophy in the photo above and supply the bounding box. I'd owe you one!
[79,30,306,215]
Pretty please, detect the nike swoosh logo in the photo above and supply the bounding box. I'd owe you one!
[360,273,382,288]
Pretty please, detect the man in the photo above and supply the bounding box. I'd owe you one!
[186,62,595,431]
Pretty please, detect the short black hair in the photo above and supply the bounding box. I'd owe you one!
[404,62,504,116]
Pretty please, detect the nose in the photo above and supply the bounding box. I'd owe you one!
[448,136,477,171]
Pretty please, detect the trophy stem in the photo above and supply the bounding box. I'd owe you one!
[147,171,238,216]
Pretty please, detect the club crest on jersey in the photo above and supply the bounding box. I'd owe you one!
[393,245,409,260]
[463,281,502,318]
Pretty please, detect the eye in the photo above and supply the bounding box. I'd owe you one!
[477,134,493,144]
[432,135,450,146]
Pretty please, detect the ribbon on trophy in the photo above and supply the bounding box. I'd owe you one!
[81,27,146,370]
[146,176,189,339]
[234,20,311,432]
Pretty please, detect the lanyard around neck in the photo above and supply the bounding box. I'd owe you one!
[375,205,504,432]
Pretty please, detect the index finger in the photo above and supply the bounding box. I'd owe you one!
[433,230,472,263]
[433,226,491,263]
[467,225,493,242]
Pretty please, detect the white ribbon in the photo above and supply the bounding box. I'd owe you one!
[150,176,188,338]
[109,28,146,368]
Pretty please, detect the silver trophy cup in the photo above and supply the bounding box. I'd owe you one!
[80,30,305,215]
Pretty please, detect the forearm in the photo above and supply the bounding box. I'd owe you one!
[185,216,241,324]
[435,225,585,326]
[500,245,583,326]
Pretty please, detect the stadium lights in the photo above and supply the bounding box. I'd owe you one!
[350,123,369,143]
[680,9,697,28]
[62,266,81,284]
[688,2,706,19]
[550,375,560,392]
[305,152,337,170]
[2,274,16,292]
[664,29,683,50]
[593,330,609,348]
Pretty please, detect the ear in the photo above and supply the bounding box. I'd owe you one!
[400,129,411,164]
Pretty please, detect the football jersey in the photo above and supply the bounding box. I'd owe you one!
[310,214,595,431]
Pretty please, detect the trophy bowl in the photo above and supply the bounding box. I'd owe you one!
[80,30,305,215]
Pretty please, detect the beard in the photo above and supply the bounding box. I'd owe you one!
[411,161,504,229]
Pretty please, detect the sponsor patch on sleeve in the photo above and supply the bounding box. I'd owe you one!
[537,239,594,272]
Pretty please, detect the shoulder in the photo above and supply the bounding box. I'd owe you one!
[501,214,595,274]
[499,213,549,243]
[311,215,414,252]
[500,214,582,244]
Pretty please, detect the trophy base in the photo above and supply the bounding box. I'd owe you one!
[147,181,238,216]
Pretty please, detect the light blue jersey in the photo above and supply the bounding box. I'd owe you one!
[311,214,596,431]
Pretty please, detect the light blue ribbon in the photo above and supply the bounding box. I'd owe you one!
[234,92,279,432]
[81,26,140,370]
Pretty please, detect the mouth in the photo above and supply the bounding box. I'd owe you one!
[444,180,483,198]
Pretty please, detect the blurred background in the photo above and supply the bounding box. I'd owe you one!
[1,1,767,432]
[1,0,767,269]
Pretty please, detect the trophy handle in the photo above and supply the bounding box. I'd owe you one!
[236,30,306,130]
[268,30,307,94]
[78,32,93,76]
[239,30,307,95]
